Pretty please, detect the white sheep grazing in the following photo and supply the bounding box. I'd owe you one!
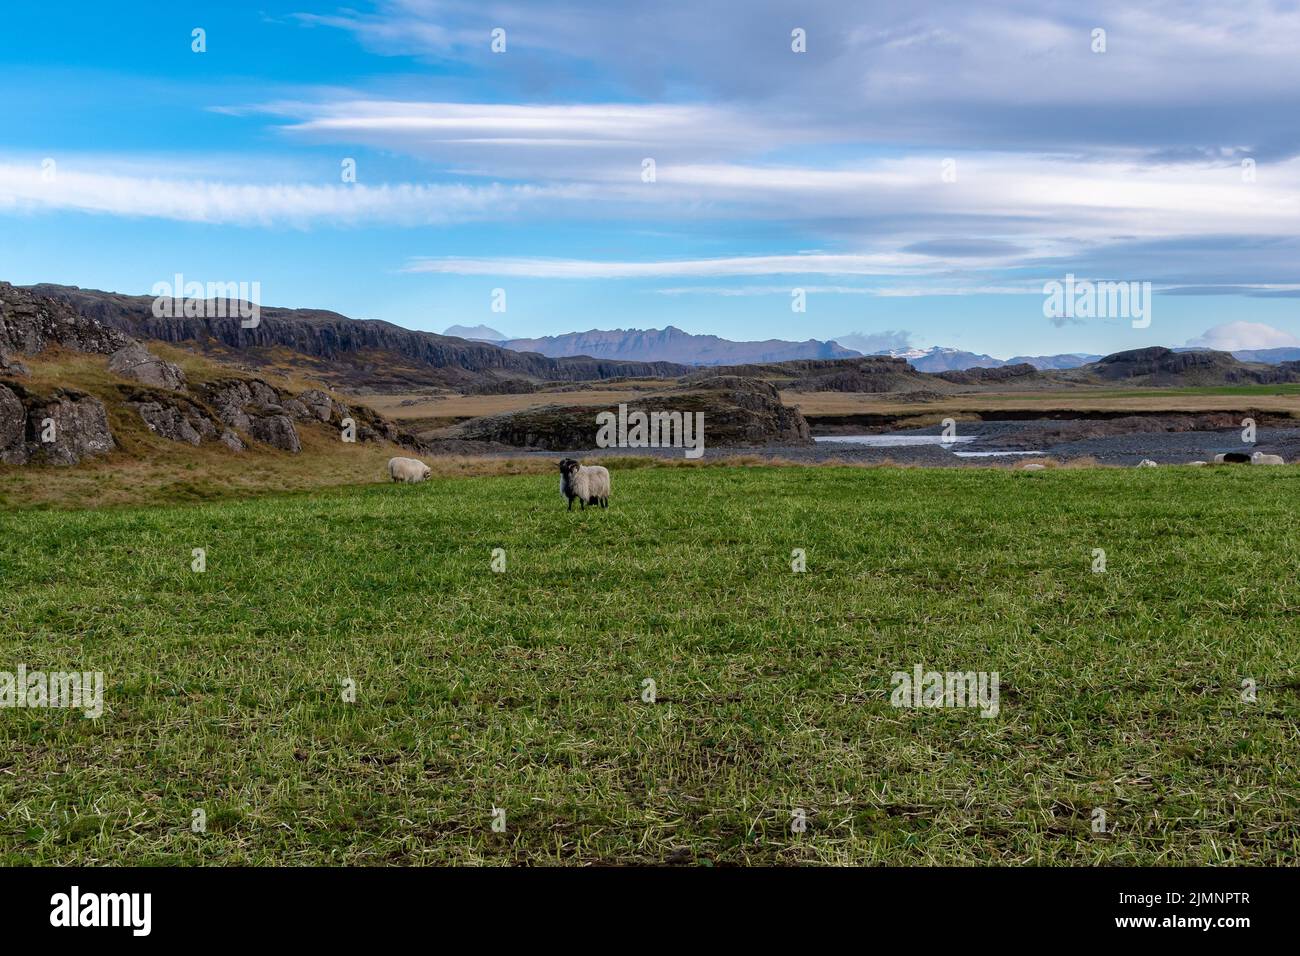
[1137,459,1158,468]
[388,456,431,483]
[1020,463,1046,471]
[558,458,611,510]
[1188,461,1208,467]
[1251,452,1286,465]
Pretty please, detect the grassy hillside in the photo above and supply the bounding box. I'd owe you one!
[1,466,1297,864]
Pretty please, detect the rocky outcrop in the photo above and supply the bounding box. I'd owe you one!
[935,363,1040,386]
[127,391,220,446]
[194,378,300,453]
[108,342,187,391]
[0,282,423,465]
[0,381,115,465]
[457,375,811,450]
[0,282,130,356]
[246,414,301,453]
[283,388,348,424]
[667,376,812,444]
[196,378,280,431]
[784,357,939,394]
[121,376,414,454]
[1069,347,1300,387]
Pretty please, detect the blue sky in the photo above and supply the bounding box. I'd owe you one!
[3,0,1300,358]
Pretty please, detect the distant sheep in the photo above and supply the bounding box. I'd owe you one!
[1252,452,1286,465]
[1137,459,1158,468]
[1188,461,1208,467]
[558,458,610,510]
[1020,463,1046,471]
[388,456,431,483]
[1215,452,1252,464]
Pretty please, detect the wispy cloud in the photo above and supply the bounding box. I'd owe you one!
[402,253,933,278]
[0,159,593,226]
[295,1,1300,157]
[260,100,756,151]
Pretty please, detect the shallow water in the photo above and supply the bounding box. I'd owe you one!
[813,434,975,447]
[813,434,1043,458]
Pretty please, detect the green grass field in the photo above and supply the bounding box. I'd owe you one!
[1,465,1297,865]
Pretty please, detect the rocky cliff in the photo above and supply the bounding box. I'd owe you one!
[1,283,425,465]
[28,284,688,387]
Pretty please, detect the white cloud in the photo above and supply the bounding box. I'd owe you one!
[1186,321,1300,350]
[227,95,1300,249]
[0,159,593,226]
[266,100,753,151]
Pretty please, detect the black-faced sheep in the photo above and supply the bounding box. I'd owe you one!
[558,458,610,510]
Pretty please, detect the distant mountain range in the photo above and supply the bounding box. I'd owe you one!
[462,326,1106,370]
[441,325,1300,371]
[495,326,860,365]
[871,346,999,371]
[875,346,1103,372]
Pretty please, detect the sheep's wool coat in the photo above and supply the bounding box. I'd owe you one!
[562,464,611,504]
[388,457,431,482]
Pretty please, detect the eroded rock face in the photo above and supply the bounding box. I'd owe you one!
[0,385,115,465]
[109,343,187,391]
[0,282,131,356]
[247,413,300,453]
[194,378,300,452]
[291,388,348,423]
[198,378,281,431]
[0,383,26,462]
[129,397,219,446]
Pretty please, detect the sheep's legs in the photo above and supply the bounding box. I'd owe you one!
[567,497,573,511]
